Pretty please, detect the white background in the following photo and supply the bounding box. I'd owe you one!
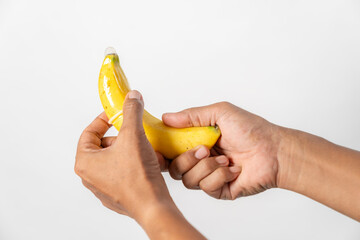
[0,0,359,239]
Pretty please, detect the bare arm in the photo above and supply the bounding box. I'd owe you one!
[138,204,205,240]
[163,102,360,221]
[277,128,360,220]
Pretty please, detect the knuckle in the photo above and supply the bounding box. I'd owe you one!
[169,164,182,180]
[123,100,141,112]
[74,159,84,176]
[182,179,192,189]
[217,167,229,179]
[74,164,80,175]
[172,152,197,175]
[217,101,233,109]
[75,166,85,177]
[182,109,196,127]
[220,101,231,107]
[120,125,145,137]
[203,158,216,172]
[199,180,209,192]
[119,126,131,135]
[184,152,197,168]
[180,108,202,127]
[182,177,196,189]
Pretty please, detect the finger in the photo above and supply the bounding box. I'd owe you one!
[78,112,111,149]
[199,166,241,197]
[168,145,210,180]
[101,137,117,148]
[118,90,145,137]
[182,155,229,189]
[156,152,169,172]
[162,102,231,128]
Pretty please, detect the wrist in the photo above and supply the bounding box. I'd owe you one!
[137,200,205,240]
[130,184,176,223]
[275,127,304,190]
[135,196,178,226]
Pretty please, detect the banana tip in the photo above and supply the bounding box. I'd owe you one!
[104,47,117,56]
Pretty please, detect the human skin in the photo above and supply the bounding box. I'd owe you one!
[75,91,206,239]
[162,102,360,221]
[75,92,360,240]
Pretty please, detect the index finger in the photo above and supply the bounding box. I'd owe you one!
[169,146,210,180]
[78,112,111,150]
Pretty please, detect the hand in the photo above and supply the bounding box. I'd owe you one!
[75,90,206,239]
[75,90,172,220]
[163,102,281,200]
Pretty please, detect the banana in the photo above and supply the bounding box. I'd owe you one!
[98,47,221,159]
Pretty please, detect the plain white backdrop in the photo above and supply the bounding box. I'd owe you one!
[0,0,359,239]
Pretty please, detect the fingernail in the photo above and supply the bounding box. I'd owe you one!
[128,90,141,100]
[215,156,228,165]
[229,166,241,173]
[194,146,208,159]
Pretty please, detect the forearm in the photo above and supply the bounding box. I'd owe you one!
[277,128,360,221]
[137,201,206,240]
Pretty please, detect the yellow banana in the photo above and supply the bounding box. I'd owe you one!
[98,47,220,159]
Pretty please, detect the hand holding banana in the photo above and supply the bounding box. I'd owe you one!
[75,48,360,239]
[98,47,220,159]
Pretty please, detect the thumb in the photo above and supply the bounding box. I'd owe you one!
[162,102,224,128]
[120,90,144,133]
